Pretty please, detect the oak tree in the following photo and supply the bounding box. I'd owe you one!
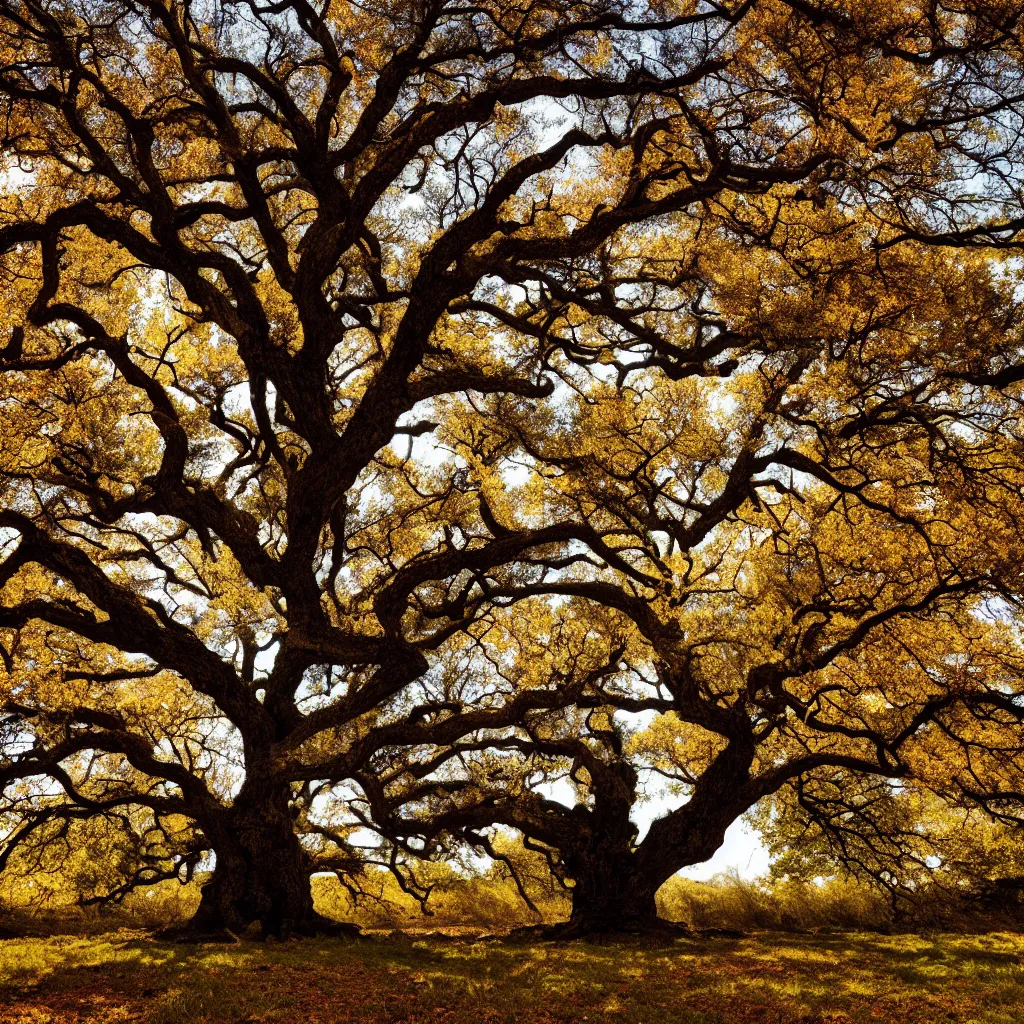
[2,0,1024,938]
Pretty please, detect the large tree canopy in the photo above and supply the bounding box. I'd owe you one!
[2,0,1024,938]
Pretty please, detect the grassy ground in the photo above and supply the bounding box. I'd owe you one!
[1,930,1023,1024]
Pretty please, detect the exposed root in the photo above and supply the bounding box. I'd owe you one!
[505,917,695,943]
[154,925,244,944]
[278,913,362,940]
[156,912,360,944]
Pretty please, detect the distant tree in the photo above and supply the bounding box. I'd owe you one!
[2,0,1024,939]
[753,776,1024,925]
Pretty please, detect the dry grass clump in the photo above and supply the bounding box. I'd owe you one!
[658,874,891,932]
[2,868,1021,938]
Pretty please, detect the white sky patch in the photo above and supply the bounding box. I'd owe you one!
[679,820,770,881]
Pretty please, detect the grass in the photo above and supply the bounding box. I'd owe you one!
[1,931,1023,1023]
[8,869,1021,937]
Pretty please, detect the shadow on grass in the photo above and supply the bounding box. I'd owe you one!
[0,931,1022,1023]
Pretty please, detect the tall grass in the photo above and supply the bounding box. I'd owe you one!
[2,867,1020,936]
[657,874,892,932]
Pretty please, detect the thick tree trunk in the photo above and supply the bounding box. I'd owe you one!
[564,854,660,935]
[178,783,357,940]
[551,762,667,936]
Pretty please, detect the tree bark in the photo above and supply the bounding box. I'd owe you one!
[563,852,660,935]
[554,762,665,936]
[178,782,356,940]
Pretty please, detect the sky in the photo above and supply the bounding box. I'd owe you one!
[678,821,771,881]
[633,791,772,881]
[542,769,773,882]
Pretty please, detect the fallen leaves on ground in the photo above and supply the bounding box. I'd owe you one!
[0,931,1021,1024]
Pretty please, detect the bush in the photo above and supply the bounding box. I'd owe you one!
[657,873,893,932]
[3,866,1021,937]
[312,865,567,932]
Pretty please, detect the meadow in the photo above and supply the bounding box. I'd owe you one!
[2,929,1023,1024]
[3,871,1022,1023]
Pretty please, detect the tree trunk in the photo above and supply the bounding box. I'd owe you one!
[566,859,660,934]
[553,762,665,936]
[559,835,661,936]
[181,783,356,940]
